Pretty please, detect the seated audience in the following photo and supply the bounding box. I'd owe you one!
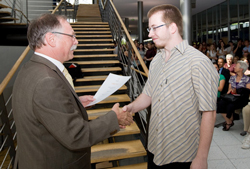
[214,63,226,98]
[234,39,244,59]
[234,56,239,64]
[224,54,236,76]
[217,61,250,131]
[144,42,156,68]
[241,104,250,149]
[243,40,250,58]
[226,41,235,56]
[217,41,227,60]
[207,44,217,63]
[218,58,230,95]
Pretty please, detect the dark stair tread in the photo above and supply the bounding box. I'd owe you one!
[67,60,119,65]
[76,35,112,38]
[75,84,127,93]
[76,75,108,82]
[77,43,114,47]
[70,22,108,25]
[73,28,110,30]
[81,67,122,72]
[77,39,113,42]
[74,54,117,58]
[74,48,115,52]
[75,31,111,34]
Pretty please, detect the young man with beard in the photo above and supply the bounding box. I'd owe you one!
[12,14,133,169]
[123,4,219,169]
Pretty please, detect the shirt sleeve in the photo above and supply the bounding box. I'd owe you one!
[142,66,152,97]
[220,74,226,81]
[229,76,234,84]
[191,58,219,111]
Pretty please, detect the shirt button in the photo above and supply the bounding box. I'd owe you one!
[156,129,158,132]
[158,99,160,102]
[161,85,162,87]
[157,114,159,116]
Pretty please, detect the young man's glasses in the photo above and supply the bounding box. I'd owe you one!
[147,23,170,33]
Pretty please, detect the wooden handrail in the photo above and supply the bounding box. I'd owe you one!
[108,0,149,77]
[6,6,30,23]
[0,0,66,95]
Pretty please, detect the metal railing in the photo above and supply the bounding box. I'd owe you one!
[3,0,29,24]
[0,1,71,167]
[99,0,149,138]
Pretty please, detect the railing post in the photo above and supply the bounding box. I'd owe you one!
[64,0,67,17]
[0,94,16,167]
[26,0,28,23]
[11,0,17,17]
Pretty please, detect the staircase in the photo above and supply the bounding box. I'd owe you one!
[70,19,147,168]
[0,2,18,23]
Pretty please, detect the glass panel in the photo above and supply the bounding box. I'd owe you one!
[230,0,238,23]
[220,2,228,25]
[239,0,249,20]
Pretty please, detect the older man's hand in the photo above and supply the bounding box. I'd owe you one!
[112,103,133,128]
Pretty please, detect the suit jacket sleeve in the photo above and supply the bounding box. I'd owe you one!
[33,76,120,151]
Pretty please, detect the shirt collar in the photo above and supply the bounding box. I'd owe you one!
[159,40,189,60]
[34,52,65,73]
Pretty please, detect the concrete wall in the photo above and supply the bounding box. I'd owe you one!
[0,46,33,98]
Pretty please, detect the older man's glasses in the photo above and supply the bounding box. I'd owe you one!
[147,23,169,33]
[52,32,76,40]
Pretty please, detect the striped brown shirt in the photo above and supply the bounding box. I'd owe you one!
[143,40,219,165]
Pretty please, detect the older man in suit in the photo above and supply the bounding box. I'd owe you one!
[12,14,133,169]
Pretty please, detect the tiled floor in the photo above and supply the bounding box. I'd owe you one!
[208,114,250,169]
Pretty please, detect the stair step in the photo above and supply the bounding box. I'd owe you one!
[0,17,18,22]
[67,60,119,65]
[76,35,112,38]
[77,43,114,47]
[73,28,110,31]
[97,94,130,104]
[81,67,122,73]
[91,140,146,163]
[75,31,111,34]
[107,162,147,169]
[76,75,108,82]
[74,49,115,52]
[71,25,109,27]
[75,84,127,93]
[0,11,11,17]
[74,54,117,58]
[77,39,113,42]
[113,122,140,137]
[71,22,108,25]
[0,3,8,8]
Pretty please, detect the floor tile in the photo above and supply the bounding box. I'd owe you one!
[219,145,250,159]
[230,158,250,169]
[208,159,236,169]
[208,146,227,160]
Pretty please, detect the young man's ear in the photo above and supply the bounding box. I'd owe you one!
[44,32,56,47]
[169,23,178,35]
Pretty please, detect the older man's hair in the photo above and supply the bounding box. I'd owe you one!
[27,14,67,51]
[147,4,183,37]
[238,61,248,73]
[226,54,234,60]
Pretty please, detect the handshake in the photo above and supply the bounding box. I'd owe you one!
[112,103,134,128]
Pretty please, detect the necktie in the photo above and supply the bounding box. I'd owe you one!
[63,68,74,88]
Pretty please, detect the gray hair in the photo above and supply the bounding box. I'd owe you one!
[238,61,248,73]
[226,54,233,60]
[27,14,67,51]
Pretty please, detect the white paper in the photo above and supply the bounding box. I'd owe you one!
[86,73,131,107]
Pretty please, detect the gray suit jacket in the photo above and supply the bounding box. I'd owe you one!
[12,54,120,169]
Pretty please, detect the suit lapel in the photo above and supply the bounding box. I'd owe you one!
[30,54,88,119]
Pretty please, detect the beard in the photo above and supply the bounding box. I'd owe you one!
[70,45,77,51]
